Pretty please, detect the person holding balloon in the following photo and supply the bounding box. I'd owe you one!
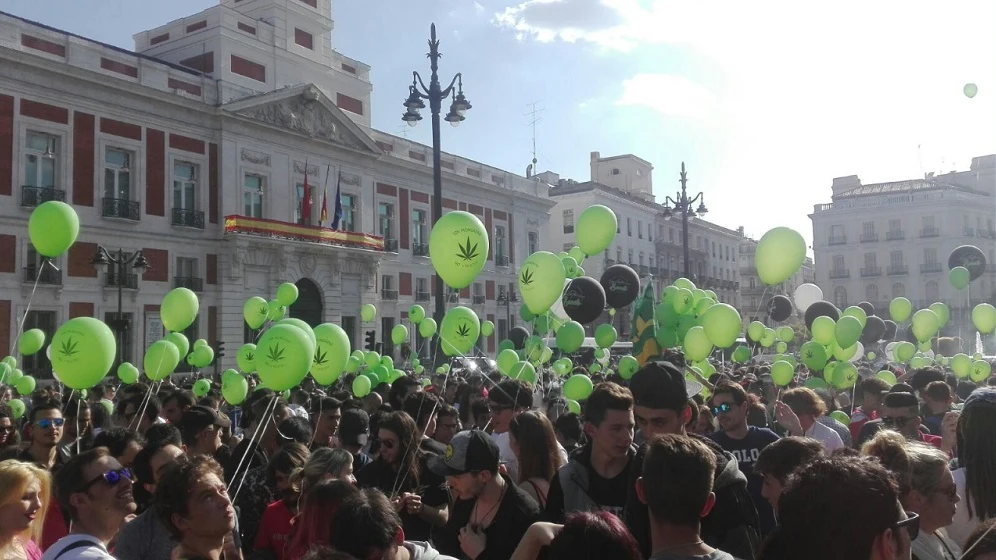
[773,388,844,452]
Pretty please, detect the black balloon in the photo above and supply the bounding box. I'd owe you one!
[804,301,840,330]
[767,295,793,322]
[600,265,640,309]
[858,301,875,317]
[561,277,606,325]
[902,323,918,344]
[861,316,886,344]
[948,245,987,281]
[509,326,530,350]
[883,320,898,341]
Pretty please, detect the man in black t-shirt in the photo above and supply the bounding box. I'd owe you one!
[545,382,636,521]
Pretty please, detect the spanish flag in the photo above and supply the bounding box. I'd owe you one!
[319,177,328,225]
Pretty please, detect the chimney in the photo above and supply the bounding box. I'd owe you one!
[831,175,861,198]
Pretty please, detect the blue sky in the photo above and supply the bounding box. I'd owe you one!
[5,0,995,249]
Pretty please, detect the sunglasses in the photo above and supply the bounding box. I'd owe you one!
[0,425,15,432]
[895,511,920,541]
[711,403,735,416]
[82,468,133,492]
[36,418,65,429]
[882,417,912,427]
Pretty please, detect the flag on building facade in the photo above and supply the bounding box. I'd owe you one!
[301,164,311,224]
[319,166,329,225]
[330,171,343,230]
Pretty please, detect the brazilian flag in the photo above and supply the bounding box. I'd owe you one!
[631,283,659,365]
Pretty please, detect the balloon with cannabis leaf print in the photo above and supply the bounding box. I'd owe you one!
[256,324,314,392]
[311,324,350,386]
[518,251,566,315]
[440,306,481,357]
[429,211,489,290]
[50,317,116,390]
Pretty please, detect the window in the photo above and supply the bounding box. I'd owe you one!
[669,228,675,242]
[638,221,643,239]
[866,284,879,303]
[104,148,132,200]
[712,242,716,258]
[616,247,622,262]
[243,174,264,217]
[925,281,939,302]
[890,251,904,266]
[172,162,196,211]
[892,282,905,298]
[378,202,394,239]
[105,311,136,370]
[639,253,645,266]
[924,247,938,265]
[412,209,427,246]
[627,217,632,236]
[473,283,483,297]
[889,219,901,233]
[563,210,574,233]
[294,180,310,225]
[864,253,877,267]
[528,232,538,254]
[416,277,429,301]
[24,132,58,189]
[831,225,844,237]
[341,194,355,231]
[862,221,875,235]
[611,168,621,175]
[833,255,845,270]
[628,249,634,264]
[22,310,56,376]
[495,226,507,261]
[341,316,357,352]
[294,28,314,50]
[176,257,197,279]
[648,226,652,242]
[922,215,935,228]
[833,286,847,309]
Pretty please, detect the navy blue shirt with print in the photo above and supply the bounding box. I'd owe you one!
[709,426,780,536]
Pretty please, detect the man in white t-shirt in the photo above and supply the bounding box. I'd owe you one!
[487,378,568,482]
[774,388,844,452]
[43,447,137,560]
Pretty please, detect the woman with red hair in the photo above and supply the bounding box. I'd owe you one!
[284,480,360,560]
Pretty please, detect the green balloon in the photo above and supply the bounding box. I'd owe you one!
[18,329,45,356]
[755,227,806,285]
[312,323,350,386]
[6,368,24,386]
[51,317,116,389]
[364,352,380,368]
[481,321,495,337]
[8,399,25,420]
[193,338,209,349]
[419,318,437,338]
[190,345,215,368]
[345,356,361,373]
[911,309,940,343]
[14,375,36,396]
[673,288,694,315]
[594,324,617,349]
[732,346,751,364]
[771,361,794,386]
[276,282,299,306]
[166,332,190,361]
[243,297,269,330]
[812,316,836,346]
[964,83,979,98]
[575,205,618,256]
[775,341,788,353]
[497,349,519,376]
[799,341,827,371]
[222,374,249,405]
[563,374,594,401]
[380,355,394,370]
[867,352,876,360]
[409,305,426,324]
[440,306,481,357]
[519,304,535,323]
[894,342,916,363]
[776,326,795,343]
[161,288,199,333]
[655,304,681,328]
[557,321,585,353]
[843,306,867,329]
[759,328,777,348]
[566,399,581,414]
[429,211,489,289]
[193,378,211,397]
[876,370,897,386]
[511,361,537,384]
[568,246,586,264]
[747,321,765,342]
[929,302,950,328]
[832,342,858,363]
[28,200,79,257]
[391,324,409,345]
[677,314,700,341]
[949,266,971,290]
[656,328,678,348]
[972,304,996,334]
[352,375,372,398]
[830,410,851,426]
[117,362,139,384]
[618,356,639,379]
[256,324,315,391]
[700,304,741,348]
[970,360,992,383]
[144,339,180,381]
[361,304,377,323]
[237,343,257,373]
[835,316,863,349]
[371,365,390,384]
[889,297,913,323]
[519,251,567,315]
[951,353,972,378]
[265,300,285,321]
[673,277,696,291]
[683,326,714,362]
[804,377,828,390]
[561,256,580,279]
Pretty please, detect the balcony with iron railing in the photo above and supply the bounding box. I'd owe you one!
[473,295,486,304]
[979,229,996,239]
[639,265,649,276]
[413,243,429,257]
[964,228,976,237]
[21,185,65,207]
[383,239,399,253]
[448,292,460,303]
[887,265,908,276]
[174,276,203,292]
[381,289,398,300]
[829,269,850,279]
[415,291,430,302]
[886,230,905,241]
[495,255,509,267]
[102,198,140,221]
[650,267,659,275]
[861,266,882,277]
[860,233,879,243]
[921,263,943,273]
[24,266,61,285]
[171,208,205,229]
[107,271,138,289]
[920,227,939,238]
[828,236,847,246]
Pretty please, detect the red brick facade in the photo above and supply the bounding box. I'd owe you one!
[336,93,363,116]
[68,242,97,278]
[231,55,266,82]
[145,129,165,216]
[69,302,94,319]
[0,96,15,197]
[72,112,95,206]
[0,235,15,273]
[141,248,169,282]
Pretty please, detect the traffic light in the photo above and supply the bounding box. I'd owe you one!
[364,330,377,351]
[214,341,225,359]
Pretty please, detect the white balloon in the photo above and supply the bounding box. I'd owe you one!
[45,345,52,360]
[923,350,935,359]
[794,283,823,313]
[849,342,864,363]
[885,342,898,362]
[549,279,570,321]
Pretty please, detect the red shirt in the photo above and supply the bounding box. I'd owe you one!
[916,430,943,449]
[254,500,295,560]
[849,407,878,442]
[41,497,68,550]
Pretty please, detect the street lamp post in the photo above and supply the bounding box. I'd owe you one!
[92,247,150,365]
[402,23,472,362]
[496,288,518,339]
[662,163,708,280]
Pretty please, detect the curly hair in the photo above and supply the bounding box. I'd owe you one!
[154,455,226,539]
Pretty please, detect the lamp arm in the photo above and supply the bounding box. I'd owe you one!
[413,72,431,96]
[441,73,461,99]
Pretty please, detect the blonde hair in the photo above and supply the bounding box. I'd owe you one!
[861,430,950,499]
[0,460,51,549]
[289,447,353,495]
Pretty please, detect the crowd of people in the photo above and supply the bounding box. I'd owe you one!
[0,348,994,560]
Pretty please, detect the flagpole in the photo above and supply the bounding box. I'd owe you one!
[320,163,332,227]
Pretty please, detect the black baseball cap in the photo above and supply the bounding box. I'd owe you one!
[629,361,703,411]
[177,405,231,434]
[428,429,499,477]
[339,408,369,441]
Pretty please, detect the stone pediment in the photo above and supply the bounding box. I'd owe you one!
[223,85,381,155]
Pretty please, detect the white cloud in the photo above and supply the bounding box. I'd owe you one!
[616,74,717,120]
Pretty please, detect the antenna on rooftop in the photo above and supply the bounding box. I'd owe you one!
[526,101,544,177]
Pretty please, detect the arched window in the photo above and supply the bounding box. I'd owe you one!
[892,282,905,298]
[833,286,847,309]
[925,281,939,302]
[866,284,879,304]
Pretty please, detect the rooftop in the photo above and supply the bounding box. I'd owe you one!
[835,178,979,199]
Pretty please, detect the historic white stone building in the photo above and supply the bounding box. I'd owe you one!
[0,0,552,378]
[810,155,996,321]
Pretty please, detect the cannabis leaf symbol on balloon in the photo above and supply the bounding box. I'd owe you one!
[314,348,328,366]
[246,351,255,361]
[60,337,79,357]
[258,304,269,316]
[457,238,479,261]
[456,323,471,339]
[267,344,285,362]
[520,268,535,286]
[804,349,814,360]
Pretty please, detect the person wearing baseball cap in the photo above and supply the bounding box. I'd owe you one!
[622,361,762,560]
[177,406,231,458]
[430,429,540,560]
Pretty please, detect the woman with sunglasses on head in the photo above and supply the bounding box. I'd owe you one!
[356,411,449,543]
[0,460,50,560]
[862,430,962,559]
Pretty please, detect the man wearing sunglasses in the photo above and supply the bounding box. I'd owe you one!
[44,447,137,560]
[708,381,780,536]
[20,398,72,472]
[880,392,942,449]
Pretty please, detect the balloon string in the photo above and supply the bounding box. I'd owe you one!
[9,259,48,356]
[229,395,277,496]
[129,381,157,432]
